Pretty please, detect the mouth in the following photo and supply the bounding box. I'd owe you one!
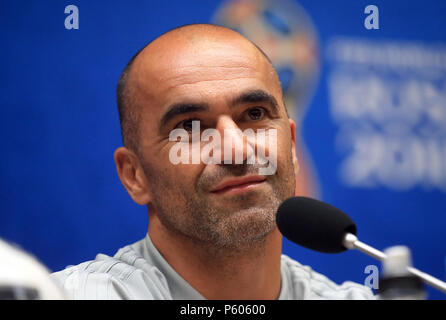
[210,175,267,195]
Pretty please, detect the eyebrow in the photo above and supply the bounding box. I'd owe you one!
[159,89,281,129]
[160,103,209,127]
[231,89,280,113]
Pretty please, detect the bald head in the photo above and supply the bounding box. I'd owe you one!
[116,23,282,153]
[113,24,298,251]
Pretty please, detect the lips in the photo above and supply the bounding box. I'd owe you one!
[210,175,267,195]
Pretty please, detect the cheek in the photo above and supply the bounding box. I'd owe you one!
[157,162,204,193]
[275,129,294,169]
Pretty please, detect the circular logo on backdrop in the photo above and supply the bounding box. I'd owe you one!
[212,0,321,197]
[212,0,320,122]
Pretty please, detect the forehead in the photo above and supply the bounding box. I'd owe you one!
[130,36,280,120]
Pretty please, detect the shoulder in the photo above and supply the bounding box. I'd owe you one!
[281,254,376,300]
[51,244,171,300]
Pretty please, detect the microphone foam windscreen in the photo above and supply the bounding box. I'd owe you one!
[276,197,357,253]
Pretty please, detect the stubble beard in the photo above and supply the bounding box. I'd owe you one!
[143,151,296,254]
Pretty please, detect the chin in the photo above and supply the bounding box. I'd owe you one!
[216,208,276,243]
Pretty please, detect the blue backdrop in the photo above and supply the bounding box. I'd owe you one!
[0,0,445,299]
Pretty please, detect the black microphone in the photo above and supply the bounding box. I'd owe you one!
[276,196,357,253]
[276,196,446,293]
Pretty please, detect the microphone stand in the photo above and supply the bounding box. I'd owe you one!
[342,233,446,294]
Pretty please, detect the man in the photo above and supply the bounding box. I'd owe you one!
[51,24,374,300]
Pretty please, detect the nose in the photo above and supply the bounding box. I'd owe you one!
[215,116,255,165]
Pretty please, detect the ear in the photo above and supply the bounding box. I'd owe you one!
[114,147,151,205]
[288,118,300,177]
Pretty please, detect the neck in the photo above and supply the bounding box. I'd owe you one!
[148,215,283,300]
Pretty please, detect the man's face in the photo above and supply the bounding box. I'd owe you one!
[130,34,297,249]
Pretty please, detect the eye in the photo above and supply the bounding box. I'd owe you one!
[176,118,199,133]
[246,107,265,121]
